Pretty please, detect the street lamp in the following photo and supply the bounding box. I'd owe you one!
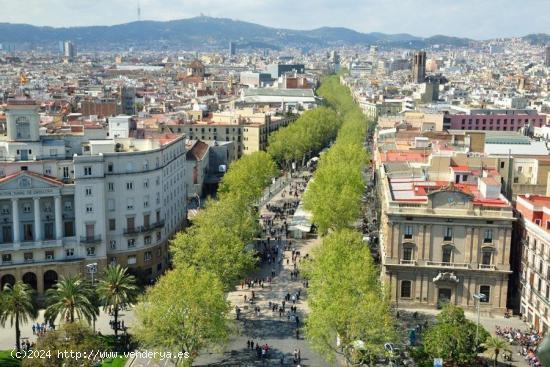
[473,292,487,350]
[86,263,98,333]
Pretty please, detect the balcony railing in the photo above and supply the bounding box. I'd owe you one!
[478,264,496,270]
[426,261,469,269]
[123,227,140,235]
[80,235,102,244]
[399,259,417,265]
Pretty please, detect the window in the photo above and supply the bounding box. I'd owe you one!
[2,254,11,263]
[45,251,54,260]
[23,203,32,213]
[86,247,95,256]
[108,163,113,172]
[484,229,493,243]
[156,231,161,241]
[109,240,117,249]
[481,250,492,265]
[126,182,134,190]
[65,248,74,257]
[85,187,92,196]
[143,179,149,188]
[539,278,543,292]
[404,225,413,239]
[84,166,92,176]
[144,236,151,245]
[400,280,412,298]
[479,285,490,303]
[107,199,115,211]
[127,198,135,210]
[442,246,453,263]
[444,227,453,241]
[109,219,116,231]
[24,252,33,262]
[143,196,149,208]
[144,251,152,262]
[64,201,72,211]
[45,166,52,175]
[86,204,93,213]
[127,239,136,248]
[108,182,114,191]
[127,255,137,265]
[403,246,413,261]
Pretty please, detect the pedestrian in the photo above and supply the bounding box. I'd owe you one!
[32,324,36,335]
[298,349,301,362]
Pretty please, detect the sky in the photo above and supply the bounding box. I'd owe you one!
[0,0,548,39]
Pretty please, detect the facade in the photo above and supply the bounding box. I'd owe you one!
[516,195,550,333]
[266,64,305,79]
[63,41,77,62]
[0,99,188,295]
[80,98,119,117]
[379,163,514,313]
[239,72,272,88]
[161,109,296,158]
[545,46,550,67]
[443,109,547,131]
[412,51,426,84]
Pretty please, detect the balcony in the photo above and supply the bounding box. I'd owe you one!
[478,264,496,270]
[80,235,102,244]
[141,220,165,233]
[399,259,417,265]
[123,227,140,235]
[426,261,469,269]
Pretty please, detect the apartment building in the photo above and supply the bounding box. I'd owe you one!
[161,108,296,158]
[0,99,187,294]
[379,161,514,313]
[516,195,550,333]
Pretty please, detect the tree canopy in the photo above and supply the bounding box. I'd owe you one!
[304,229,397,365]
[423,304,489,366]
[134,266,229,367]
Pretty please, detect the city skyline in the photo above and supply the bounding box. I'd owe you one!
[0,0,549,40]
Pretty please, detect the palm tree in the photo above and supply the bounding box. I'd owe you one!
[0,282,38,351]
[96,265,138,336]
[44,274,98,325]
[483,336,512,367]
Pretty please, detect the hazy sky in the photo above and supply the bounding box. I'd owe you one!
[0,0,548,39]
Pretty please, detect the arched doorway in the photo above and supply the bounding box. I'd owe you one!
[43,270,58,291]
[0,274,15,288]
[22,272,37,291]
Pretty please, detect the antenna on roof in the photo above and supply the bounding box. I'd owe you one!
[137,0,141,21]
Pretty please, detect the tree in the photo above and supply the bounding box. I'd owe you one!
[423,304,489,366]
[304,229,397,364]
[21,322,105,367]
[134,266,229,367]
[483,336,511,367]
[96,265,138,336]
[0,282,38,351]
[45,275,98,325]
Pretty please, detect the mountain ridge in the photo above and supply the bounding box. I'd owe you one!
[0,16,546,50]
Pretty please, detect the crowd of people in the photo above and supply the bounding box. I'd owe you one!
[234,172,313,365]
[495,326,543,365]
[31,322,54,337]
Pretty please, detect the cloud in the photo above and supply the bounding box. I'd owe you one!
[0,0,548,38]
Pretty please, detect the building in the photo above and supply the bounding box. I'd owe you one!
[545,46,550,67]
[516,195,550,333]
[443,109,547,131]
[63,41,77,62]
[412,51,426,84]
[160,108,296,158]
[266,64,305,79]
[121,86,136,116]
[80,98,119,118]
[239,88,317,110]
[239,72,273,88]
[378,160,514,313]
[229,41,236,57]
[0,99,188,294]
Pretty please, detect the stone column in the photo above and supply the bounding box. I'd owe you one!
[54,195,63,240]
[11,198,20,246]
[33,197,41,241]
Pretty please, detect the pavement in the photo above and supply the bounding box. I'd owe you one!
[398,307,531,366]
